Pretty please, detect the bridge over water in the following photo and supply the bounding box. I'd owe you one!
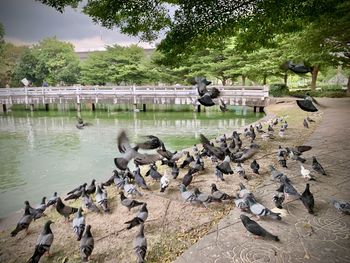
[0,85,269,112]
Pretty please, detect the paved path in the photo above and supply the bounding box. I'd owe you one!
[174,98,350,263]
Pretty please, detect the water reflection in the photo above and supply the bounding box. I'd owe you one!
[0,109,263,217]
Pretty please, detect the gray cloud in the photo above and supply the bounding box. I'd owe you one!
[0,0,160,50]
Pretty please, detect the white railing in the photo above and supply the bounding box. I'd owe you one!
[0,85,269,105]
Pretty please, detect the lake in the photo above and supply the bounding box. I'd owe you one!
[0,108,263,218]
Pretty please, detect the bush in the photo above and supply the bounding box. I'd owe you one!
[269,83,289,97]
[289,89,347,98]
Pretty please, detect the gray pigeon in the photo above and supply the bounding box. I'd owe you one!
[211,183,234,201]
[133,165,149,190]
[27,220,54,263]
[124,178,142,196]
[134,224,147,263]
[85,179,96,195]
[272,192,285,209]
[145,164,162,181]
[80,225,94,262]
[236,162,247,180]
[11,204,33,236]
[216,155,234,174]
[56,197,78,222]
[115,130,161,170]
[119,192,144,211]
[171,163,179,179]
[244,195,281,220]
[81,189,100,213]
[250,159,260,174]
[215,167,225,181]
[312,156,326,175]
[125,203,148,229]
[193,187,221,208]
[331,199,350,215]
[95,185,110,213]
[46,192,58,207]
[276,177,300,199]
[300,183,314,214]
[179,184,197,203]
[233,144,259,162]
[72,207,85,241]
[303,119,309,128]
[240,214,279,241]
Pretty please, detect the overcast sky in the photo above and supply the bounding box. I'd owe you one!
[0,0,160,51]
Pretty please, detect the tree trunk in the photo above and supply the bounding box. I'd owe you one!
[222,77,227,86]
[263,75,267,85]
[311,65,319,91]
[284,74,288,86]
[347,74,350,96]
[242,75,246,86]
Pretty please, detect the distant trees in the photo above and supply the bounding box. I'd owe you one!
[13,38,80,86]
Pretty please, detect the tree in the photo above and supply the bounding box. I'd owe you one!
[13,38,80,86]
[0,43,27,87]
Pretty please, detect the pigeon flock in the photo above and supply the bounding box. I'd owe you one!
[8,79,350,263]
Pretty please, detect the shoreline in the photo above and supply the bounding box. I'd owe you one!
[0,99,323,263]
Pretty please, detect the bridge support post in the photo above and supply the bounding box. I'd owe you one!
[91,103,96,111]
[197,105,201,112]
[253,106,257,112]
[30,104,35,111]
[259,106,264,113]
[77,103,81,112]
[45,103,49,111]
[142,104,146,112]
[2,104,7,112]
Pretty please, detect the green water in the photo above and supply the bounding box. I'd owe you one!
[0,108,263,218]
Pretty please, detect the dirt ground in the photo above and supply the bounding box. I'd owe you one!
[0,99,323,263]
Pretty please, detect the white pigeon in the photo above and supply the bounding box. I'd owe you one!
[160,171,170,192]
[300,165,314,180]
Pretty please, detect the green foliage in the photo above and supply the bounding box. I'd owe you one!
[289,89,347,98]
[269,83,289,97]
[13,38,80,86]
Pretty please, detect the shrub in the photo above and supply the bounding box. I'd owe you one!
[269,83,289,97]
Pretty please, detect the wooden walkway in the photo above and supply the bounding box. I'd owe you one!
[0,85,269,111]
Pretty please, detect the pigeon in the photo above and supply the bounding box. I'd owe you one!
[215,167,225,181]
[312,156,326,175]
[216,155,234,174]
[125,203,148,229]
[189,156,205,171]
[276,177,300,199]
[81,189,100,213]
[232,144,259,162]
[211,184,234,201]
[114,170,126,189]
[160,172,170,192]
[236,162,247,180]
[244,195,281,220]
[179,184,197,203]
[119,192,144,211]
[102,171,118,187]
[171,163,179,179]
[193,187,221,208]
[27,220,54,263]
[72,207,85,241]
[300,183,314,214]
[137,135,163,150]
[11,204,33,236]
[180,151,195,168]
[250,160,260,174]
[124,178,142,196]
[80,225,94,263]
[300,165,315,180]
[85,179,96,195]
[235,198,249,210]
[287,149,306,163]
[240,214,279,241]
[133,165,149,190]
[46,192,58,207]
[237,183,253,199]
[272,192,285,209]
[278,127,285,137]
[95,185,110,213]
[56,197,78,222]
[134,224,147,263]
[331,199,350,215]
[157,142,175,160]
[278,153,287,168]
[200,134,225,160]
[219,98,228,112]
[65,183,87,201]
[145,164,162,181]
[303,119,309,128]
[25,198,47,221]
[268,165,285,182]
[268,125,274,133]
[67,183,87,196]
[195,77,220,107]
[114,130,161,170]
